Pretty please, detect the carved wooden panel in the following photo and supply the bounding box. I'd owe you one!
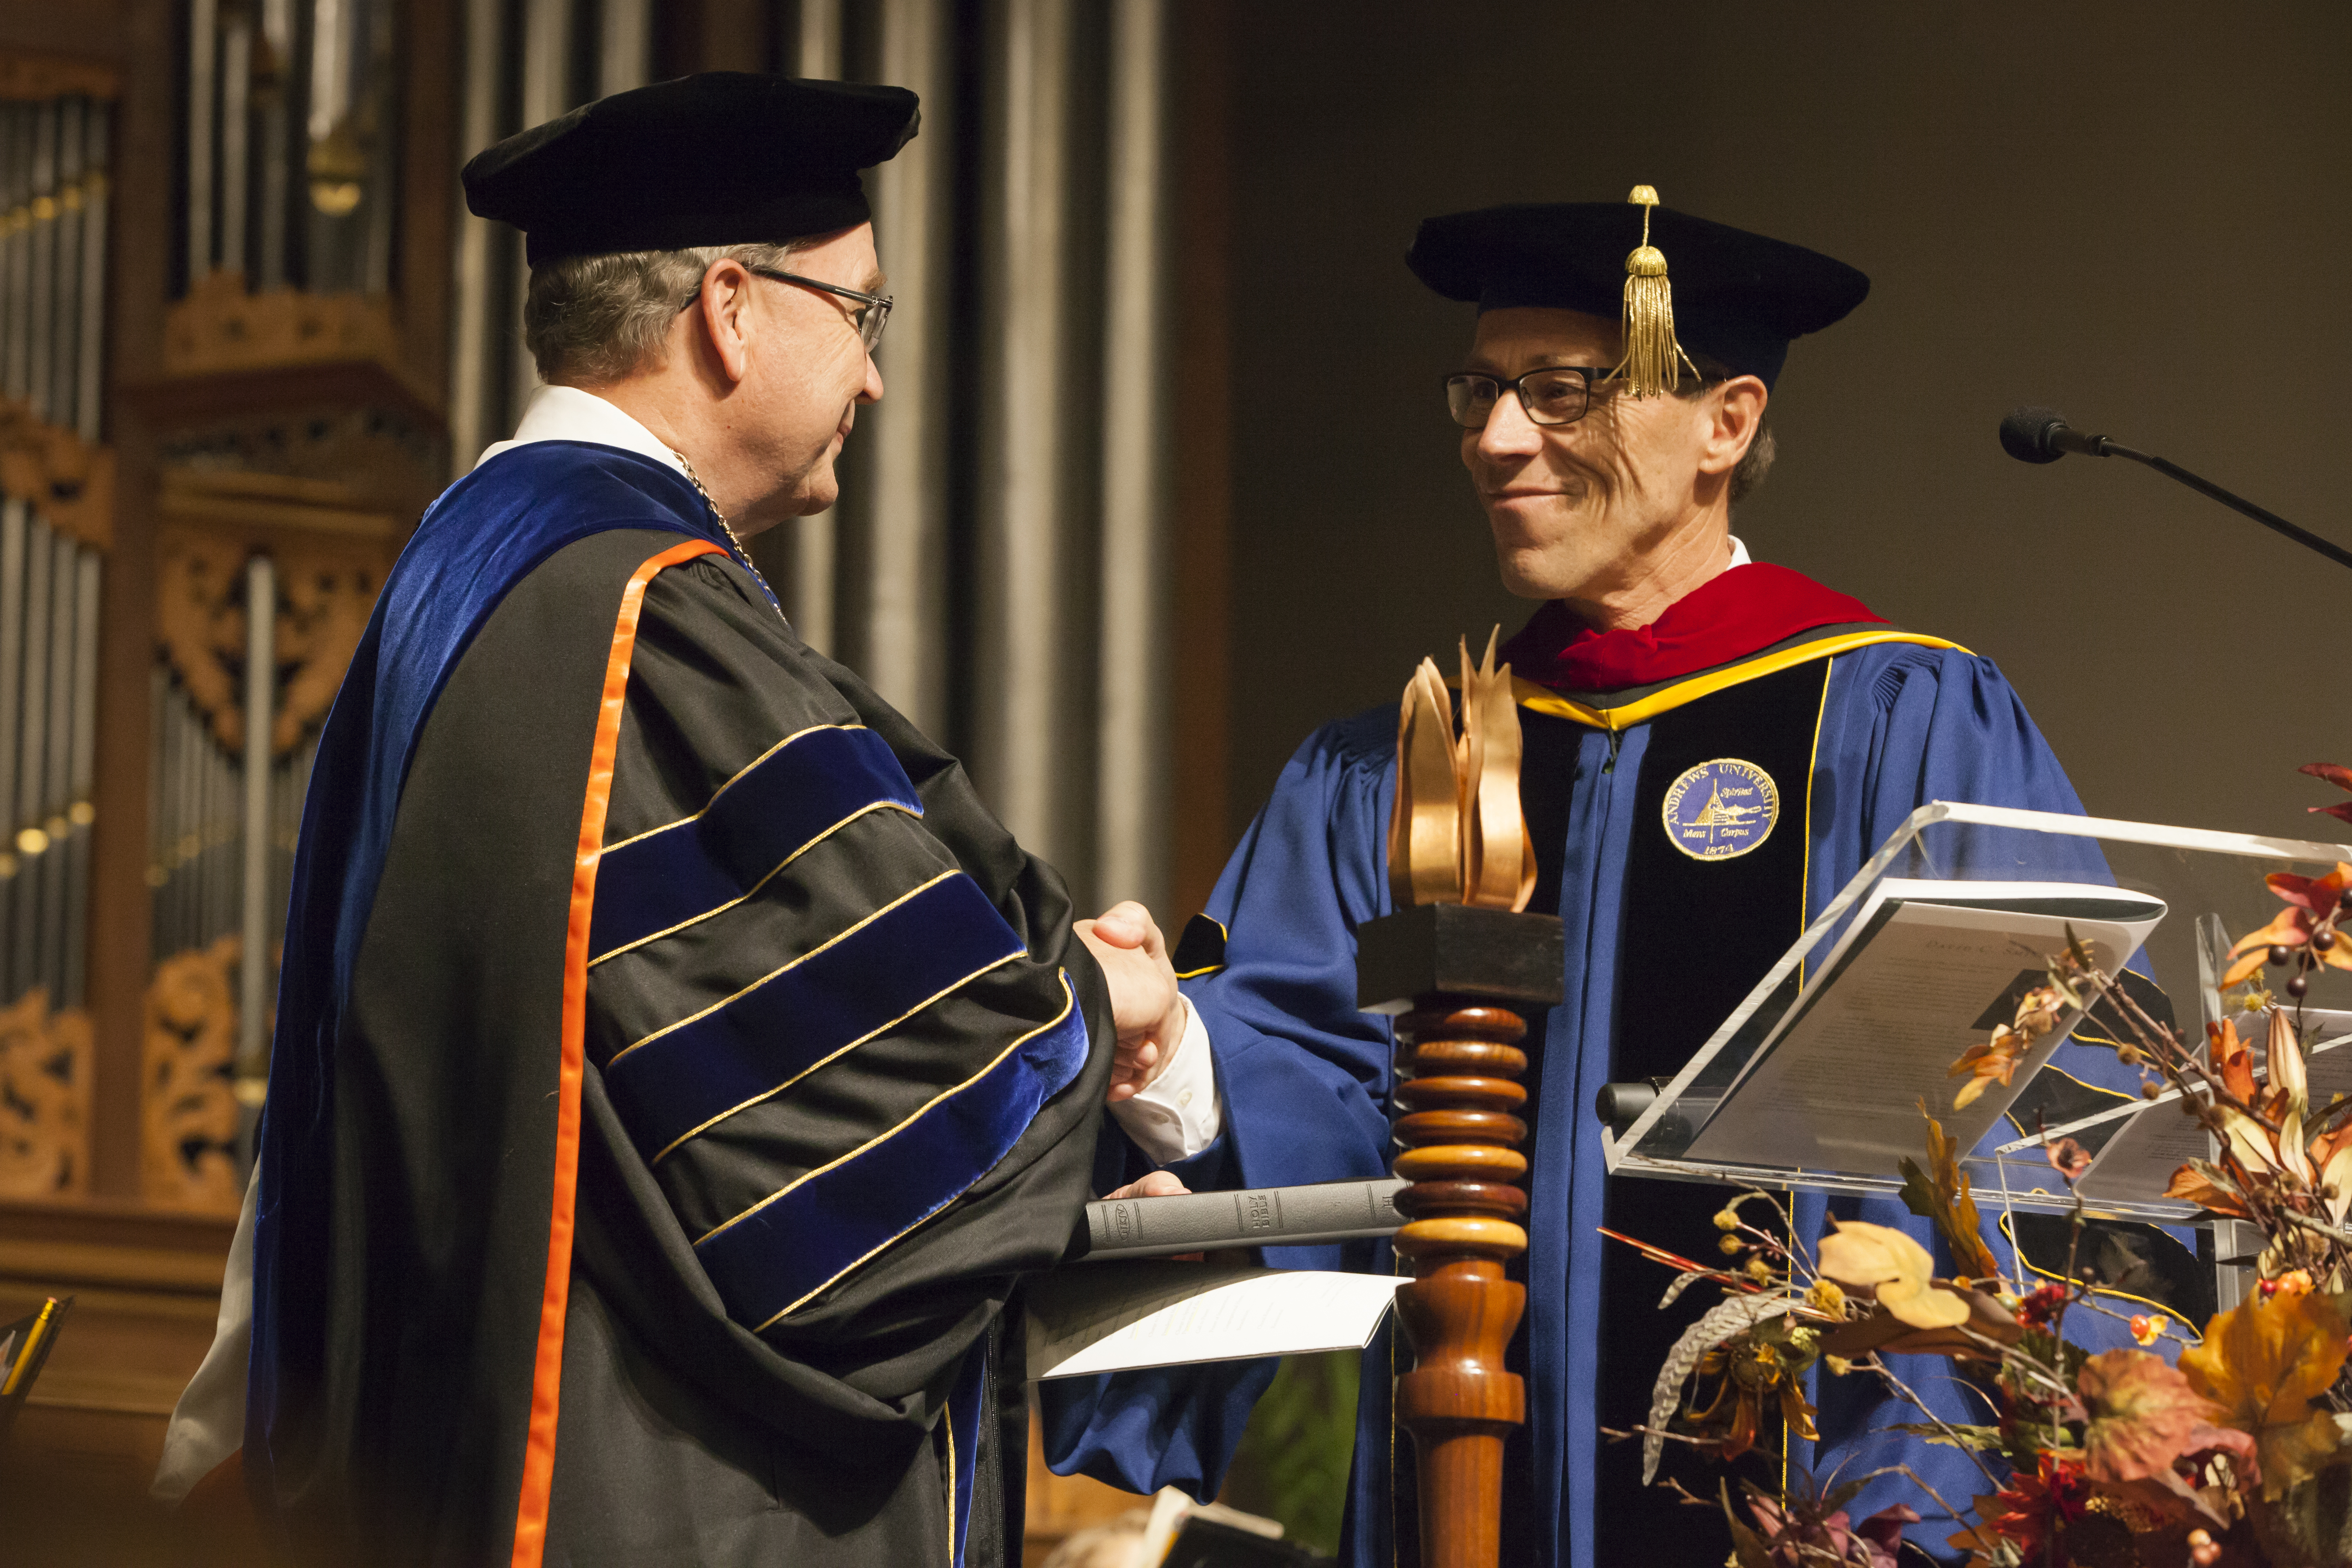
[0,50,120,103]
[140,935,242,1215]
[163,271,417,398]
[275,541,385,755]
[155,517,388,757]
[0,396,113,551]
[0,986,92,1199]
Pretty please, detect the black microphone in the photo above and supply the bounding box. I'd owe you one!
[1998,406,2112,463]
[1998,405,2352,573]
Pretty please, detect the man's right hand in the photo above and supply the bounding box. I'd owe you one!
[1075,901,1189,1105]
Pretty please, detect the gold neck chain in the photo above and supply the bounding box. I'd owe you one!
[670,450,780,609]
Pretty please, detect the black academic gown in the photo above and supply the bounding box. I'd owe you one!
[247,444,1110,1567]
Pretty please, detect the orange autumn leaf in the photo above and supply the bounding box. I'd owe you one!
[2224,865,2352,985]
[2162,1161,2255,1221]
[2208,1018,2258,1105]
[2178,1290,2351,1501]
[2298,762,2352,795]
[2225,908,2311,988]
[2265,864,2352,917]
[1949,1029,2029,1110]
[2075,1350,2253,1515]
[2303,765,2352,824]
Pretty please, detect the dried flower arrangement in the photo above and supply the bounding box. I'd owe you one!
[1614,766,2352,1567]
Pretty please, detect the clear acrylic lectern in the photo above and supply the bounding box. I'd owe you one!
[1606,802,2352,1245]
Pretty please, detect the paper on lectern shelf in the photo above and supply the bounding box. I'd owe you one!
[1678,879,2167,1177]
[2048,1010,2352,1206]
[1023,1260,1406,1380]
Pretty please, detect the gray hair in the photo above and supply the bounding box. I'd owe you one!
[522,240,806,384]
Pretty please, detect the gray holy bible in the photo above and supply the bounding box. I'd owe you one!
[1071,1177,1408,1263]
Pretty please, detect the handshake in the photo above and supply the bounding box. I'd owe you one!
[1074,901,1197,1205]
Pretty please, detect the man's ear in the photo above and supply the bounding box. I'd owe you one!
[1698,376,1768,476]
[692,257,756,387]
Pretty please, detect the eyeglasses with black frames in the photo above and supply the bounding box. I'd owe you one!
[679,267,894,354]
[1441,366,1618,429]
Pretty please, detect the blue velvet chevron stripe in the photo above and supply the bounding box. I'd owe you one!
[589,725,923,963]
[692,975,1088,1331]
[603,872,1030,1161]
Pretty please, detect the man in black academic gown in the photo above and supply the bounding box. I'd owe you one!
[151,74,1190,1568]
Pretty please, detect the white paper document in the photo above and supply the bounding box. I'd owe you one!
[2061,1011,2352,1205]
[1024,1261,1406,1380]
[1679,879,2166,1175]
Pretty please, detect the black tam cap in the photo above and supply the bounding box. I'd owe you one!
[1406,201,1869,389]
[464,73,920,266]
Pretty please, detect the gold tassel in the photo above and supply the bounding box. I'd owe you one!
[1608,185,1699,399]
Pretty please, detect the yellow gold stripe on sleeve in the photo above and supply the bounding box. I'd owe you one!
[1508,631,1966,732]
[646,948,1026,1165]
[599,722,874,856]
[587,798,920,967]
[611,869,961,1066]
[742,975,1082,1328]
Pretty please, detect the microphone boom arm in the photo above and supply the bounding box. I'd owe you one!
[2092,437,2352,574]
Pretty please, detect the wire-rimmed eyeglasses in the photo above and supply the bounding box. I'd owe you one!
[680,266,893,354]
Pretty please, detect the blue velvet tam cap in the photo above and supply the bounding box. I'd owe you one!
[464,73,919,266]
[1405,201,1869,389]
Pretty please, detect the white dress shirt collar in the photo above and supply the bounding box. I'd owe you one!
[475,384,693,481]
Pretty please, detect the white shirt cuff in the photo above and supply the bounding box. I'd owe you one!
[1106,996,1224,1166]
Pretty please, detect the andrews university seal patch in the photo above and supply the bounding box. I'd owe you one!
[1661,758,1779,861]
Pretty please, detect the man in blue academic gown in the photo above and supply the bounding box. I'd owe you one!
[1053,198,2184,1565]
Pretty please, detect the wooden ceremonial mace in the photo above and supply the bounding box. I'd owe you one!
[1359,905,1563,1568]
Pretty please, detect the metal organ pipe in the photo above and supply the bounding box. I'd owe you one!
[219,16,250,281]
[976,0,1076,873]
[15,515,49,1000]
[73,106,105,442]
[238,557,277,1078]
[188,0,217,278]
[48,100,79,431]
[1094,0,1171,916]
[3,106,24,401]
[40,528,75,999]
[27,103,54,425]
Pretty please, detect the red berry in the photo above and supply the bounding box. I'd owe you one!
[2271,944,2293,966]
[2289,975,2310,998]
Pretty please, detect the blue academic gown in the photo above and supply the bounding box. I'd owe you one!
[1047,633,2159,1567]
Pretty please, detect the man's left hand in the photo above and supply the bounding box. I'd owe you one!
[1101,1170,1189,1202]
[1075,900,1188,1106]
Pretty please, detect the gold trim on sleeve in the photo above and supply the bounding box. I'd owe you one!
[741,974,1082,1328]
[599,722,877,856]
[587,798,922,967]
[646,948,1026,1165]
[612,870,965,1065]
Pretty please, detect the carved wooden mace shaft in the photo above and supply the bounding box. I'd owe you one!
[1357,904,1561,1568]
[1391,1002,1531,1568]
